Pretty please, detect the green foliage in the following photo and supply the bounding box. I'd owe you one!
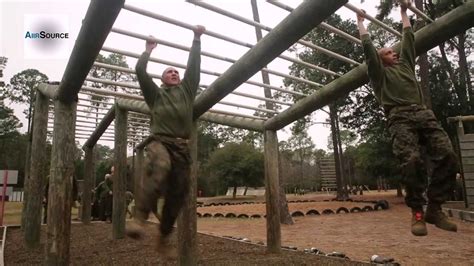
[0,100,22,137]
[2,69,48,131]
[327,129,357,150]
[204,142,264,196]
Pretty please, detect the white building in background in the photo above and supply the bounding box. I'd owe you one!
[0,170,20,201]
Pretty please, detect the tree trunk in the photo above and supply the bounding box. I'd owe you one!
[335,111,348,199]
[232,186,237,199]
[439,43,468,113]
[329,104,344,200]
[415,0,433,109]
[250,0,293,225]
[397,183,403,197]
[456,33,473,113]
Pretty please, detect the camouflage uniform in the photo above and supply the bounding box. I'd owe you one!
[362,27,458,211]
[134,36,200,239]
[388,106,458,210]
[136,136,191,236]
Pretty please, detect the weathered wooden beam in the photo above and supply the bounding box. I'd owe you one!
[24,89,49,248]
[448,115,474,123]
[83,107,116,149]
[265,1,474,130]
[23,83,56,229]
[46,98,77,265]
[116,98,265,132]
[37,82,58,99]
[56,0,124,103]
[177,123,198,265]
[193,0,348,118]
[264,130,281,253]
[81,146,94,224]
[113,105,127,239]
[134,148,144,196]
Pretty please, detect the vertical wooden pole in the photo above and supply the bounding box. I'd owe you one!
[24,91,49,248]
[21,144,31,230]
[134,148,144,197]
[264,130,281,253]
[113,106,127,239]
[250,0,293,225]
[46,99,77,265]
[178,123,198,266]
[81,146,94,224]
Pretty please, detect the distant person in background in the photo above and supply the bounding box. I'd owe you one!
[96,172,113,222]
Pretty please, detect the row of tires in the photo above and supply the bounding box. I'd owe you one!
[198,199,383,207]
[197,202,389,219]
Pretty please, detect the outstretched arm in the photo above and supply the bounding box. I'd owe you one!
[357,10,383,85]
[400,0,411,29]
[182,25,205,97]
[356,10,368,37]
[135,36,159,108]
[399,1,416,68]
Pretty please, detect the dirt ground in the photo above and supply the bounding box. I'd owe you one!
[5,191,474,265]
[6,224,364,265]
[197,192,474,265]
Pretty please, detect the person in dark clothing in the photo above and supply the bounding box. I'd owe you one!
[95,173,113,222]
[125,25,205,256]
[357,0,458,236]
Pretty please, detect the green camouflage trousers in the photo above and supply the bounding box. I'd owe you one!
[135,135,191,237]
[388,108,458,210]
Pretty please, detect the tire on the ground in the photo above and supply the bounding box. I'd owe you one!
[336,207,349,214]
[350,207,362,213]
[306,209,320,216]
[291,211,305,217]
[322,209,335,215]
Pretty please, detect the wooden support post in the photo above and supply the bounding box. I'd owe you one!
[81,146,94,224]
[251,0,293,225]
[177,123,198,266]
[21,141,31,229]
[46,98,77,265]
[113,106,127,239]
[24,90,49,248]
[134,148,144,196]
[264,130,281,253]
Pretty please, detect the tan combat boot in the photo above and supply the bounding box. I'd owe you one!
[125,219,146,239]
[156,232,176,259]
[411,211,428,236]
[425,204,457,232]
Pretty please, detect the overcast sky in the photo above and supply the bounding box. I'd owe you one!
[1,0,382,151]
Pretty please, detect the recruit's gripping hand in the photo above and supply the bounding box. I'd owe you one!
[193,25,206,38]
[145,35,157,53]
[399,0,412,11]
[356,9,366,23]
